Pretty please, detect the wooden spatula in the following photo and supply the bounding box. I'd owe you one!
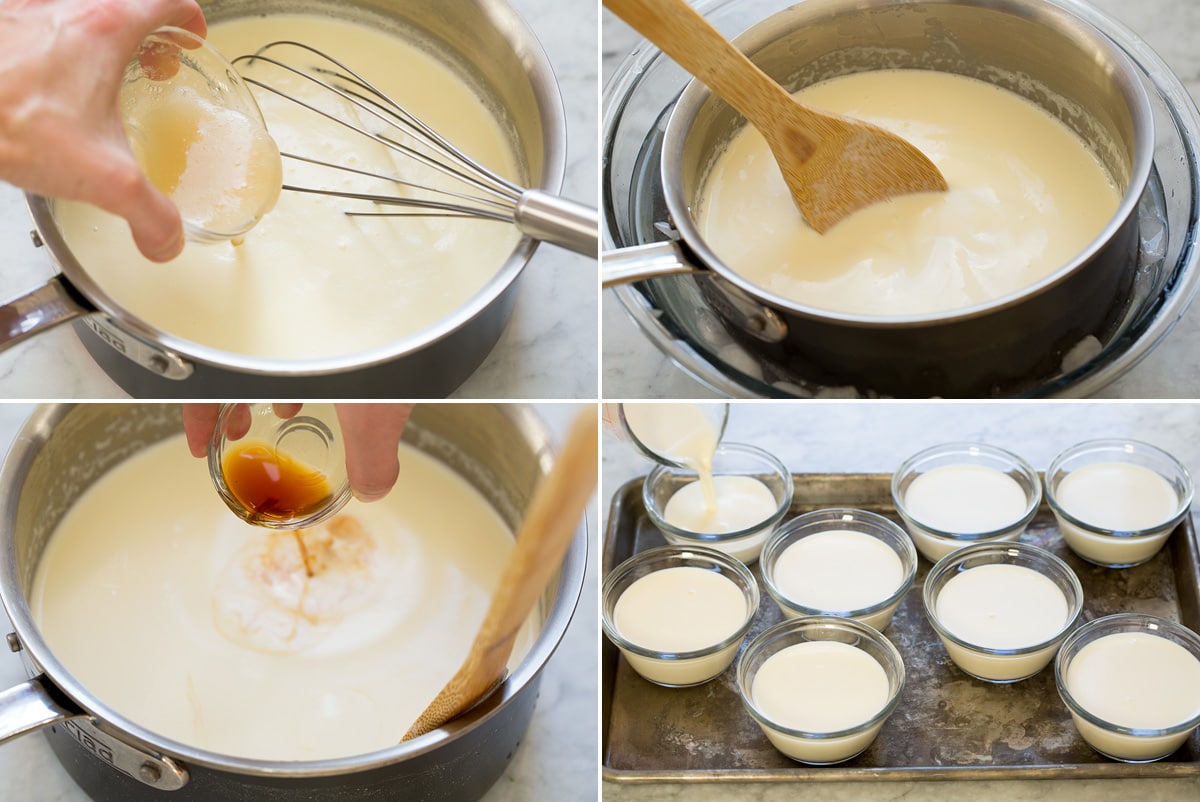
[402,410,598,741]
[605,0,948,233]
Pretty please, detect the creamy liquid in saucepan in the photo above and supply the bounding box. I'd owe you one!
[31,435,534,761]
[698,70,1122,316]
[56,14,521,360]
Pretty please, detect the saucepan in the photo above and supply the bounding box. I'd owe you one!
[4,0,571,398]
[602,0,1154,397]
[0,403,586,800]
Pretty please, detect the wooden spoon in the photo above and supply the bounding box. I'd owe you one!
[403,410,598,741]
[605,0,948,233]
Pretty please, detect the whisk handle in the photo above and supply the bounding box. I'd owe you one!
[514,190,598,257]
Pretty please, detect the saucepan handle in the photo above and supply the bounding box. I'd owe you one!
[601,240,705,286]
[513,189,599,257]
[0,275,93,351]
[0,675,79,745]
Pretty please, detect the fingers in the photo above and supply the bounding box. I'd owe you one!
[337,404,414,502]
[129,0,207,39]
[273,404,303,420]
[185,404,414,507]
[181,404,222,457]
[92,160,185,262]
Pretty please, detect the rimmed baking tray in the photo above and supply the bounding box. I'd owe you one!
[601,473,1200,781]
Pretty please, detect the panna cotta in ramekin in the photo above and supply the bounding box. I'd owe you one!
[736,617,905,765]
[1057,613,1200,762]
[643,443,792,563]
[1046,439,1193,568]
[893,443,1040,562]
[923,542,1082,683]
[760,508,916,630]
[602,545,758,687]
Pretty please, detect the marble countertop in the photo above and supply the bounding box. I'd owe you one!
[601,0,1200,399]
[602,401,1200,801]
[0,402,598,802]
[0,0,597,400]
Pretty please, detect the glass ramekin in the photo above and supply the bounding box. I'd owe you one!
[1056,613,1200,762]
[735,616,905,765]
[208,403,351,529]
[892,442,1041,562]
[122,27,279,243]
[643,442,793,564]
[1045,438,1193,568]
[760,508,916,630]
[923,541,1083,683]
[602,545,759,687]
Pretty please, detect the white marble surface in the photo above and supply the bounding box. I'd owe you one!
[0,0,598,400]
[601,400,1200,801]
[0,402,598,802]
[601,0,1200,399]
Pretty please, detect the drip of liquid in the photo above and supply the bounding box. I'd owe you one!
[214,514,378,654]
[623,404,720,509]
[222,441,332,523]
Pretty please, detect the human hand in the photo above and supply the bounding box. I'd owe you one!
[0,0,207,262]
[183,403,414,502]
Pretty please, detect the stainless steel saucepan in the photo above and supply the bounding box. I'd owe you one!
[0,403,586,800]
[603,0,1154,397]
[4,0,572,398]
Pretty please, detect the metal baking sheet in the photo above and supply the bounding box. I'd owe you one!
[601,473,1200,782]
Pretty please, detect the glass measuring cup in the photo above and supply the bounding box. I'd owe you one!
[121,27,283,244]
[208,403,352,529]
[604,402,729,467]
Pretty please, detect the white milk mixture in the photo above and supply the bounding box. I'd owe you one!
[32,435,534,761]
[752,641,889,733]
[772,531,903,612]
[904,464,1028,534]
[936,564,1068,649]
[613,566,745,653]
[698,70,1120,316]
[1056,463,1178,531]
[57,14,521,359]
[662,475,777,534]
[1067,632,1200,730]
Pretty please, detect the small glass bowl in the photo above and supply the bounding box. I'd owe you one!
[760,508,916,631]
[642,442,793,564]
[122,27,279,243]
[209,403,351,529]
[605,402,730,467]
[602,545,759,687]
[892,443,1041,562]
[1045,439,1193,568]
[1056,613,1200,763]
[923,541,1083,683]
[735,616,905,765]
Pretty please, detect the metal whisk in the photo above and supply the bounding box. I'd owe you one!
[230,41,596,256]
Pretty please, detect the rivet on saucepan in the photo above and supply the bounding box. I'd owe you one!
[5,632,19,652]
[148,355,170,375]
[28,230,43,249]
[138,762,162,784]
